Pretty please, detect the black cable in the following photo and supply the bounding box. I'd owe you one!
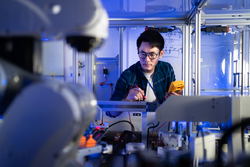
[168,121,171,131]
[113,130,135,154]
[147,122,155,132]
[103,130,135,165]
[92,129,99,134]
[147,122,155,126]
[217,118,250,167]
[147,122,155,131]
[147,121,160,149]
[147,121,160,134]
[91,129,105,143]
[119,130,134,142]
[105,120,135,132]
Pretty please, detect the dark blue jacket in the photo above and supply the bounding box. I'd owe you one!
[110,60,176,104]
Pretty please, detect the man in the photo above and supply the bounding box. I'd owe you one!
[107,30,177,117]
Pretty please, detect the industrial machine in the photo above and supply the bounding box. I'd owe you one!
[89,96,250,167]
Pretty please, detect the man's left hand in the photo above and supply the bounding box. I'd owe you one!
[164,92,181,101]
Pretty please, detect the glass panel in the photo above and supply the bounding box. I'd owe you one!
[101,0,194,13]
[202,0,250,12]
[161,28,183,81]
[199,29,250,96]
[94,28,119,58]
[101,0,250,18]
[200,32,234,91]
[145,0,192,12]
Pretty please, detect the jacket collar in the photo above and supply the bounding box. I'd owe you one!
[137,60,162,77]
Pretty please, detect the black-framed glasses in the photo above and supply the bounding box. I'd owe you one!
[138,51,159,60]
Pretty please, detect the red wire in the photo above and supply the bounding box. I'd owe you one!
[134,85,146,99]
[99,66,119,117]
[125,85,146,100]
[100,76,108,86]
[125,85,136,97]
[156,122,166,132]
[100,76,113,100]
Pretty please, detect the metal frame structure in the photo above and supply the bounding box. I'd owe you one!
[242,28,250,95]
[72,0,250,164]
[72,48,78,83]
[119,27,124,75]
[76,0,250,96]
[195,10,201,95]
[106,0,213,96]
[182,25,192,96]
[187,0,208,22]
[85,53,94,92]
[90,0,250,164]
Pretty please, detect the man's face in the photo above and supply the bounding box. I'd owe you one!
[138,41,164,73]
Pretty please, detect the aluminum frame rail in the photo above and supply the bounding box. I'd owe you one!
[187,0,208,22]
[195,11,201,95]
[182,25,192,96]
[98,101,147,112]
[241,29,250,95]
[72,48,78,83]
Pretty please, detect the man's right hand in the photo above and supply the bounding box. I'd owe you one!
[124,87,145,101]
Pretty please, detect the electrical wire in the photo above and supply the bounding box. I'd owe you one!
[100,66,113,100]
[113,130,135,154]
[92,129,99,134]
[147,122,155,132]
[167,122,172,131]
[95,120,135,144]
[156,122,166,132]
[91,121,135,144]
[100,76,113,100]
[147,121,160,134]
[147,121,160,149]
[196,130,199,137]
[217,118,250,167]
[111,84,145,118]
[94,130,106,144]
[105,120,135,132]
[125,85,146,101]
[147,122,155,126]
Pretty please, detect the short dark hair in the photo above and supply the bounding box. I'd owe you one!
[136,30,165,51]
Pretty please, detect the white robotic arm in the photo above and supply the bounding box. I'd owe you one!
[0,0,108,43]
[0,0,108,78]
[0,0,109,166]
[0,81,97,167]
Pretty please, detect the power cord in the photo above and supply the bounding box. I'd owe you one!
[147,122,160,149]
[105,120,135,132]
[100,66,113,100]
[217,118,250,167]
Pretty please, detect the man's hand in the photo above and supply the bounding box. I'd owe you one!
[125,87,145,101]
[164,92,180,101]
